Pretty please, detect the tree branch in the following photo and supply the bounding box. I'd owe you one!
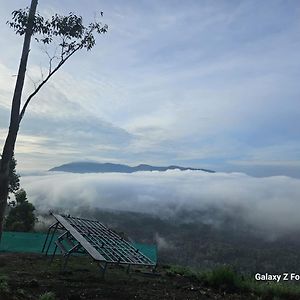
[19,45,81,123]
[26,73,37,90]
[18,18,104,123]
[39,64,44,82]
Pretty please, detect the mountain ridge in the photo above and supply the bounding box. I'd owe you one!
[49,162,215,174]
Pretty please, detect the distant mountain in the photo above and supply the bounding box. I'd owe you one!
[49,162,215,174]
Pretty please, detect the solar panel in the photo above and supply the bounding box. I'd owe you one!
[42,213,155,275]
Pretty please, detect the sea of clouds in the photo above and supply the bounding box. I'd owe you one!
[20,170,300,235]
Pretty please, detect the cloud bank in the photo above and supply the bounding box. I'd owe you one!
[20,170,300,236]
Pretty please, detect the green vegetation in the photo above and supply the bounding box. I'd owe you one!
[81,209,300,274]
[39,291,56,300]
[0,274,9,294]
[166,264,300,299]
[2,252,300,299]
[5,189,36,231]
[166,265,198,280]
[249,281,300,300]
[8,154,20,196]
[201,265,244,292]
[16,288,27,297]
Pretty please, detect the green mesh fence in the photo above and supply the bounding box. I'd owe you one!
[0,231,157,263]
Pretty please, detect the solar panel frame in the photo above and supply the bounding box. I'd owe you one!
[48,213,155,267]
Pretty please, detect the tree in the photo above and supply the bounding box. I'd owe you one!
[0,0,108,242]
[8,154,20,196]
[5,189,36,232]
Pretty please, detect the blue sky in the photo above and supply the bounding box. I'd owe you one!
[0,0,299,177]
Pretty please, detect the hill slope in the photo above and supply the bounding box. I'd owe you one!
[0,253,257,300]
[49,162,215,174]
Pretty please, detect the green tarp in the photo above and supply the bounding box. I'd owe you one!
[0,231,157,263]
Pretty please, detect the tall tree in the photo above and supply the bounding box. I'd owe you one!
[0,0,38,242]
[0,0,108,242]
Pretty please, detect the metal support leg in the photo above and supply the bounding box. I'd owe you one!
[98,262,107,279]
[45,222,59,256]
[126,264,131,274]
[42,224,55,253]
[152,264,157,273]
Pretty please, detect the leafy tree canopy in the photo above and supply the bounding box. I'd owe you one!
[7,8,108,51]
[8,155,20,195]
[5,189,36,232]
[0,153,20,197]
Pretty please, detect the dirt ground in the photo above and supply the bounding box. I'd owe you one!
[0,253,255,300]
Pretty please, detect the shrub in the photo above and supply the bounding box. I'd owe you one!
[5,189,36,232]
[0,275,9,294]
[203,265,244,292]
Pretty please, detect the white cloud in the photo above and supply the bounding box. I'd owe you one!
[0,62,16,109]
[21,170,300,236]
[0,0,299,176]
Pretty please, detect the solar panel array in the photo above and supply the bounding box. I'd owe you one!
[52,214,155,266]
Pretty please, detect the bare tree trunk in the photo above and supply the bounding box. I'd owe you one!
[0,0,38,243]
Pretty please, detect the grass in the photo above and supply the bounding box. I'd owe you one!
[248,281,300,299]
[166,265,198,279]
[166,264,300,299]
[2,252,300,300]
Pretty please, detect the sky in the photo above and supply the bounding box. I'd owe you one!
[0,0,300,177]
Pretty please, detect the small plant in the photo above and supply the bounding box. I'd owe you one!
[39,291,56,300]
[0,275,9,294]
[16,288,26,296]
[202,265,244,292]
